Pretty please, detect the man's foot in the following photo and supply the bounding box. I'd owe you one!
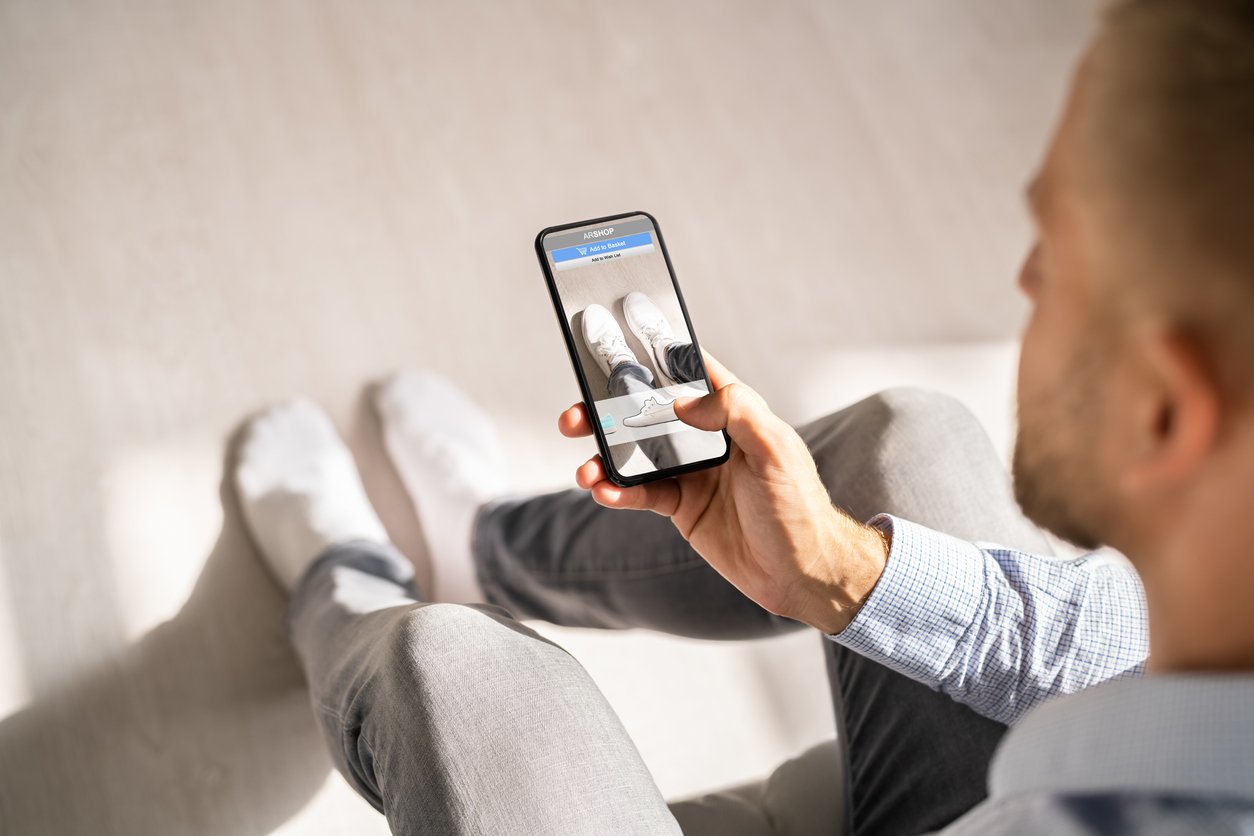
[582,304,652,383]
[623,292,679,387]
[235,399,390,590]
[375,371,506,602]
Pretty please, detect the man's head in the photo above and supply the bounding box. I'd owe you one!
[1013,0,1254,560]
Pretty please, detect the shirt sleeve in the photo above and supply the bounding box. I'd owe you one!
[831,515,1149,726]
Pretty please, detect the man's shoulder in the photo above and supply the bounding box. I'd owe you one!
[941,792,1254,836]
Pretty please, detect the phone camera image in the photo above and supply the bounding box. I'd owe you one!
[538,213,728,483]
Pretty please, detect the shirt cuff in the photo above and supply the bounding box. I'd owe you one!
[830,515,988,686]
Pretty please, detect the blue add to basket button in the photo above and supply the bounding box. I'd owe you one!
[552,232,653,264]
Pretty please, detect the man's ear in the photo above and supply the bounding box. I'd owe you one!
[1121,327,1221,495]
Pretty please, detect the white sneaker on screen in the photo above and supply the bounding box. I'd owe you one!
[582,304,650,382]
[623,396,678,428]
[623,292,681,387]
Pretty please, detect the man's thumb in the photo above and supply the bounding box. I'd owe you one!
[673,383,776,459]
[671,395,715,429]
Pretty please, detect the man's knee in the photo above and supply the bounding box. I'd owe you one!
[380,602,543,695]
[865,387,985,451]
[806,387,985,462]
[871,389,1006,492]
[381,603,485,693]
[802,388,1002,517]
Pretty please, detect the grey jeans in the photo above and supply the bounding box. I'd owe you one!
[287,389,1054,835]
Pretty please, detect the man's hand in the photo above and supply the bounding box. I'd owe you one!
[557,353,889,634]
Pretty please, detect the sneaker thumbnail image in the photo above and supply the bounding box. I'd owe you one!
[623,397,678,428]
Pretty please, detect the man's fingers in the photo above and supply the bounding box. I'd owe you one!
[689,349,779,457]
[575,455,607,489]
[591,478,682,517]
[671,385,743,432]
[575,455,682,516]
[558,402,594,438]
[673,381,778,460]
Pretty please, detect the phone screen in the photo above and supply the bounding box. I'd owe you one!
[539,213,729,482]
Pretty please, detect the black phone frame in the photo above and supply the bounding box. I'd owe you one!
[534,210,731,488]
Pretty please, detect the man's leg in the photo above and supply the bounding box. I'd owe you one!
[475,386,1050,642]
[287,541,679,835]
[475,488,799,639]
[798,388,1053,836]
[237,400,677,835]
[476,386,1052,835]
[377,370,1047,833]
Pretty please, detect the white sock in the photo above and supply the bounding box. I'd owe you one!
[235,399,390,590]
[375,371,506,602]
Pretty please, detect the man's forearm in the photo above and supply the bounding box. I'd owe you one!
[818,516,1150,726]
[783,506,890,635]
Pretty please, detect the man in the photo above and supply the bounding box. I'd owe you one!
[233,0,1254,832]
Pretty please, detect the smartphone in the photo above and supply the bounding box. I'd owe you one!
[536,211,730,487]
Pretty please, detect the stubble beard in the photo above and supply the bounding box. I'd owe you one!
[1011,351,1111,552]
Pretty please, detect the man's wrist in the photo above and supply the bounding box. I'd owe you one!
[792,508,891,635]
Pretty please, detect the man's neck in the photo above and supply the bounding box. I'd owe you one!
[1138,500,1254,674]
